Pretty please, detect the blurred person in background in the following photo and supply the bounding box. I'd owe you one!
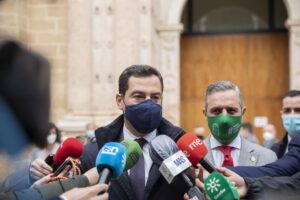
[85,122,96,143]
[75,135,88,145]
[262,123,278,149]
[271,90,300,159]
[31,122,61,160]
[240,122,259,144]
[193,124,205,140]
[0,39,108,199]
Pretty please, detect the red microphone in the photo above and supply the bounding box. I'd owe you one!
[45,138,83,171]
[177,132,216,173]
[53,138,83,164]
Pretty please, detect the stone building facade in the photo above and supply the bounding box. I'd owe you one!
[0,0,300,136]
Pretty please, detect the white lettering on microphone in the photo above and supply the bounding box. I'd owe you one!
[188,138,203,150]
[214,188,226,199]
[101,146,119,155]
[173,155,186,166]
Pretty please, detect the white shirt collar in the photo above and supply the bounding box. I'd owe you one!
[210,134,241,150]
[123,125,157,143]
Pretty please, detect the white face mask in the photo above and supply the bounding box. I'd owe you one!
[47,133,57,144]
[86,130,95,138]
[263,131,274,141]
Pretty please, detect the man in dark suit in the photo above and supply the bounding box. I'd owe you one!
[79,65,188,200]
[271,90,300,159]
[20,65,189,200]
[229,135,300,178]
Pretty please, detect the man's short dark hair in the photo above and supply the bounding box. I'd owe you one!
[283,90,300,98]
[242,122,253,133]
[118,65,164,96]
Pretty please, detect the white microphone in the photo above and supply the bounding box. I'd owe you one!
[159,150,192,184]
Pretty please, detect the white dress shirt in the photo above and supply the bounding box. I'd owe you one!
[123,126,157,185]
[210,134,242,166]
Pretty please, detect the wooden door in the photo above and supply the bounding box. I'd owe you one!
[180,33,289,143]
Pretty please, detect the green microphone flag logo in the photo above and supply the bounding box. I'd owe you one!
[206,176,221,193]
[204,171,240,200]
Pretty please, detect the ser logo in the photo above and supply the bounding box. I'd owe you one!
[101,145,119,155]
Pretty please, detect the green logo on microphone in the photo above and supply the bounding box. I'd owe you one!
[204,171,240,200]
[206,177,221,193]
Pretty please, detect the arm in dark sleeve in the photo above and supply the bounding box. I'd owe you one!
[244,171,300,200]
[79,142,98,174]
[0,165,34,192]
[229,135,300,178]
[11,175,89,200]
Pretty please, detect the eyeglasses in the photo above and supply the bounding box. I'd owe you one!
[282,107,300,114]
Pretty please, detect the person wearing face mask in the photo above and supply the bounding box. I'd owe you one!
[271,90,300,159]
[262,124,278,149]
[31,122,61,161]
[85,122,96,143]
[29,65,188,200]
[202,81,277,167]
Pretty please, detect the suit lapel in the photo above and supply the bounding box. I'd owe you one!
[113,172,137,200]
[238,138,259,166]
[278,134,288,158]
[143,164,161,200]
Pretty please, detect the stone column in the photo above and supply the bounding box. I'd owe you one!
[284,0,300,89]
[91,0,119,122]
[58,0,93,133]
[157,24,183,125]
[287,20,300,89]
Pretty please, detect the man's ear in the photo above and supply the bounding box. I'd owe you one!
[202,108,207,119]
[116,93,124,111]
[242,106,246,115]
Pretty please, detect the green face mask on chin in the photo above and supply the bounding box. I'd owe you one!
[207,115,242,144]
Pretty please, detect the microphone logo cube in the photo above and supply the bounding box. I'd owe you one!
[159,150,191,184]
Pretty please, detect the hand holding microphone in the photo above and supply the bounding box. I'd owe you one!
[177,133,240,200]
[149,135,206,200]
[60,184,109,200]
[30,138,84,180]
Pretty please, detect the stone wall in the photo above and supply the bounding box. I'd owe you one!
[0,0,68,123]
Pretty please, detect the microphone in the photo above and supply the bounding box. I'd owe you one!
[176,132,216,173]
[177,133,240,200]
[120,139,143,171]
[204,171,240,200]
[45,138,84,172]
[96,142,126,184]
[149,135,206,200]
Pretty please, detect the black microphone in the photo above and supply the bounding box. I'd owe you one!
[149,135,206,200]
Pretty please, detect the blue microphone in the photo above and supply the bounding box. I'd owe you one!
[96,142,126,184]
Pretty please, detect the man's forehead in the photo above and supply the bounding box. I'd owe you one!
[282,96,300,107]
[125,76,162,95]
[207,90,240,106]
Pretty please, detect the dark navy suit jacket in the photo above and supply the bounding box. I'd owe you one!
[271,133,289,159]
[230,135,300,178]
[79,115,189,200]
